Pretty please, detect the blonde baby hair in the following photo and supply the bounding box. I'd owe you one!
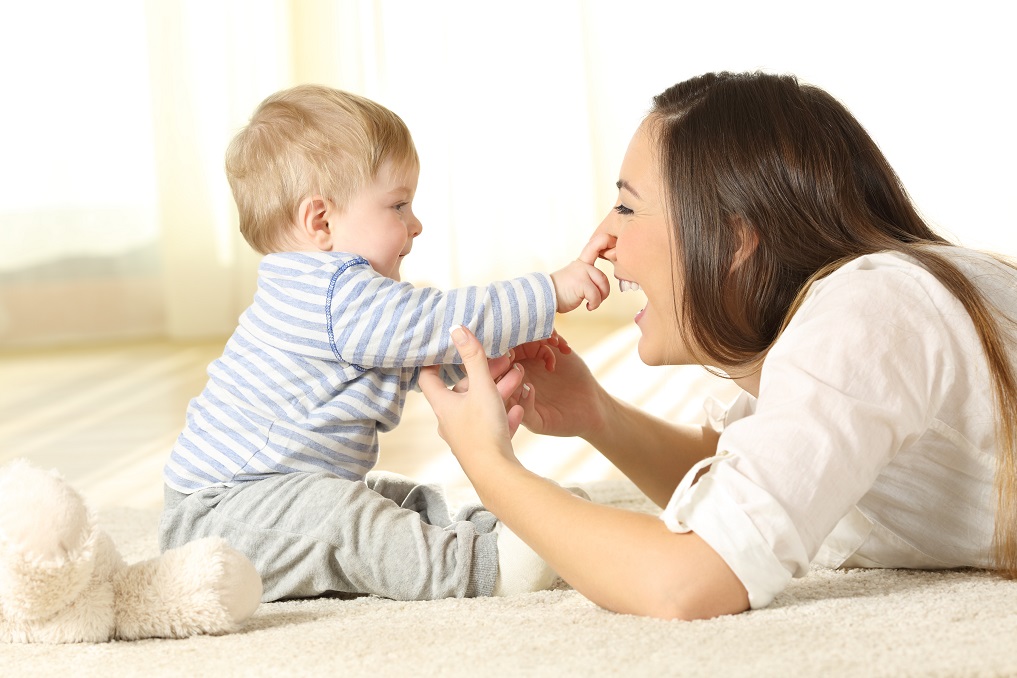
[225,84,418,254]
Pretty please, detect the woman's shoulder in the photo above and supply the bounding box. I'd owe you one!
[827,245,1016,278]
[796,251,939,324]
[805,246,1017,316]
[775,248,992,363]
[770,247,1017,383]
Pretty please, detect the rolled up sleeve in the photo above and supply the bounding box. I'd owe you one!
[660,253,961,608]
[662,453,800,608]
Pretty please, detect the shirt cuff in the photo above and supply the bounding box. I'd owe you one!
[661,455,801,609]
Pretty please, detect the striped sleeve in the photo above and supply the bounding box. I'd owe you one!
[328,265,556,369]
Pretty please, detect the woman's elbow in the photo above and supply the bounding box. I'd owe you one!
[625,543,752,620]
[633,579,749,621]
[652,589,749,621]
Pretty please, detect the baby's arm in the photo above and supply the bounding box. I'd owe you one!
[550,233,612,313]
[331,262,556,369]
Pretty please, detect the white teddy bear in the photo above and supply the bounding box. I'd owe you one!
[0,459,263,643]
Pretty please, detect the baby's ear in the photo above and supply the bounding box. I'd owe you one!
[297,196,333,251]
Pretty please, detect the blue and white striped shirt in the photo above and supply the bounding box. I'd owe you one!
[164,252,556,493]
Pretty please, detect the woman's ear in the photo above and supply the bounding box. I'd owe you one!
[297,196,333,251]
[730,216,759,272]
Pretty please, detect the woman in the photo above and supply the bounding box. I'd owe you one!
[418,71,1017,620]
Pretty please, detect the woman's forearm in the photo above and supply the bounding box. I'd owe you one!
[417,325,748,619]
[582,393,720,507]
[468,455,748,620]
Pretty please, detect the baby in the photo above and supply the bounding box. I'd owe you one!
[158,84,608,601]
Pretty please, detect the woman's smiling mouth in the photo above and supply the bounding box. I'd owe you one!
[617,278,646,323]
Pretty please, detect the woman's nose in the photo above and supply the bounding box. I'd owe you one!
[595,209,618,237]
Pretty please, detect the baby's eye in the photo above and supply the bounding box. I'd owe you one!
[613,204,633,215]
[394,202,408,212]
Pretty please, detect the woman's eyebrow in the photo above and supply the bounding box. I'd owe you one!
[616,179,641,199]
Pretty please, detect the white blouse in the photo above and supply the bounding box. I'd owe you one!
[660,248,1017,608]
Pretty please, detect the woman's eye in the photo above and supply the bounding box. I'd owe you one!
[613,204,633,215]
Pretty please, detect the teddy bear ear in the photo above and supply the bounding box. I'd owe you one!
[0,457,93,561]
[1,458,64,482]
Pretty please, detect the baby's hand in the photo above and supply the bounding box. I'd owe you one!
[511,330,571,372]
[550,234,613,313]
[550,260,610,313]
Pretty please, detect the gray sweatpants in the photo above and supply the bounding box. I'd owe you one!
[159,471,500,602]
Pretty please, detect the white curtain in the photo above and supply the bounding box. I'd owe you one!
[145,0,291,339]
[0,0,289,345]
[0,2,163,345]
[288,1,603,290]
[1,0,1013,347]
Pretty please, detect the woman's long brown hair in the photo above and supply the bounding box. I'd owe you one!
[648,71,1017,577]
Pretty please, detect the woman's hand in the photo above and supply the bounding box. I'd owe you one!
[419,326,525,471]
[422,327,748,621]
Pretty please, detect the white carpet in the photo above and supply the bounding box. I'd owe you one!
[4,481,1016,678]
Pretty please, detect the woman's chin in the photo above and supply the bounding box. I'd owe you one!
[635,340,664,366]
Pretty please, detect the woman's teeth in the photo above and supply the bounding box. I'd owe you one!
[619,279,641,292]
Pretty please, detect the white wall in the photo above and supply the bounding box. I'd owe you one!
[2,0,1012,341]
[580,0,1015,254]
[381,0,1015,303]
